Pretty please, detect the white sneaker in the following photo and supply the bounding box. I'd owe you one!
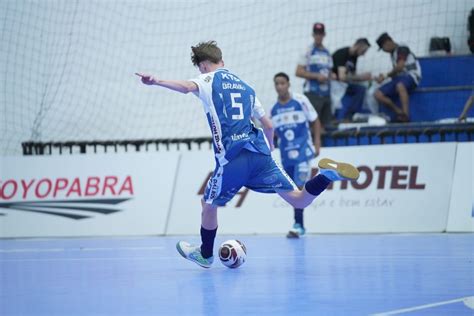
[286,223,306,238]
[318,158,360,181]
[176,241,214,268]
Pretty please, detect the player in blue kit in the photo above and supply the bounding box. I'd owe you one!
[136,41,359,268]
[271,72,321,238]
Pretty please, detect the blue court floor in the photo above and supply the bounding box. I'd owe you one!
[1,234,473,315]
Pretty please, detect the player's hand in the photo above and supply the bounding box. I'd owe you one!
[316,73,329,83]
[375,74,385,84]
[135,73,156,85]
[360,72,372,81]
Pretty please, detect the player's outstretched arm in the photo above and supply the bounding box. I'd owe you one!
[135,73,198,94]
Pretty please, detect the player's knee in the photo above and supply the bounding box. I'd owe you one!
[374,90,383,100]
[396,82,407,93]
[201,200,218,213]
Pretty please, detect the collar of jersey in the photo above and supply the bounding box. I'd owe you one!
[277,92,295,106]
[216,67,229,72]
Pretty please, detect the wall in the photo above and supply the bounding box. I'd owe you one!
[1,142,472,237]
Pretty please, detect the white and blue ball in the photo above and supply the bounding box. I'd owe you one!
[218,239,247,268]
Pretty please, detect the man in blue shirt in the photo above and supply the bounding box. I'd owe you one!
[296,22,334,128]
[136,41,359,268]
[271,72,321,238]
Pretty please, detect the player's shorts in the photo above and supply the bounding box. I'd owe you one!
[283,160,312,188]
[203,149,297,206]
[378,74,417,98]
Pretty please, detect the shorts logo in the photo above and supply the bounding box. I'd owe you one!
[288,150,299,159]
[208,178,219,199]
[199,172,248,207]
[262,174,278,185]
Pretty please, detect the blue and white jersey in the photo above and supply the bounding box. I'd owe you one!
[191,68,270,166]
[390,45,422,84]
[298,44,333,96]
[270,93,318,166]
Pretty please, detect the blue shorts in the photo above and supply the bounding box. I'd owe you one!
[204,149,296,206]
[283,161,312,188]
[378,74,417,98]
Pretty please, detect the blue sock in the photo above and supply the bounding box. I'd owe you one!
[200,226,217,259]
[294,208,304,227]
[305,174,331,196]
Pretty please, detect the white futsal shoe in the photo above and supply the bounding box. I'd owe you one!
[318,158,360,181]
[286,223,306,238]
[176,241,214,268]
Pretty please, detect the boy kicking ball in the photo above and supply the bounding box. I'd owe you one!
[136,41,359,268]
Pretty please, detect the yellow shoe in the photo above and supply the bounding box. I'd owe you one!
[318,158,360,181]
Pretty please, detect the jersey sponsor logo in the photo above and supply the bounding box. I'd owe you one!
[272,111,306,128]
[309,53,330,65]
[284,130,295,141]
[0,176,134,219]
[231,132,249,141]
[288,150,299,159]
[209,115,223,153]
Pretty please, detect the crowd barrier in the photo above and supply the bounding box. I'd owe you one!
[1,143,472,237]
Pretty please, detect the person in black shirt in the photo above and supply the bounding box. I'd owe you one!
[332,38,372,121]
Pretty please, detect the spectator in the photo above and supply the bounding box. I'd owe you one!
[374,32,422,122]
[332,38,372,121]
[296,22,334,128]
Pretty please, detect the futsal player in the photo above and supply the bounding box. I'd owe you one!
[271,72,321,238]
[136,41,359,268]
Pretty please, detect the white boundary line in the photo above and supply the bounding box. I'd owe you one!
[371,296,474,315]
[0,246,165,253]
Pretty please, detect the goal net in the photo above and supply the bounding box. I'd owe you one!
[1,0,471,155]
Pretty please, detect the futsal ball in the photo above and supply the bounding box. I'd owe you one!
[218,239,247,268]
